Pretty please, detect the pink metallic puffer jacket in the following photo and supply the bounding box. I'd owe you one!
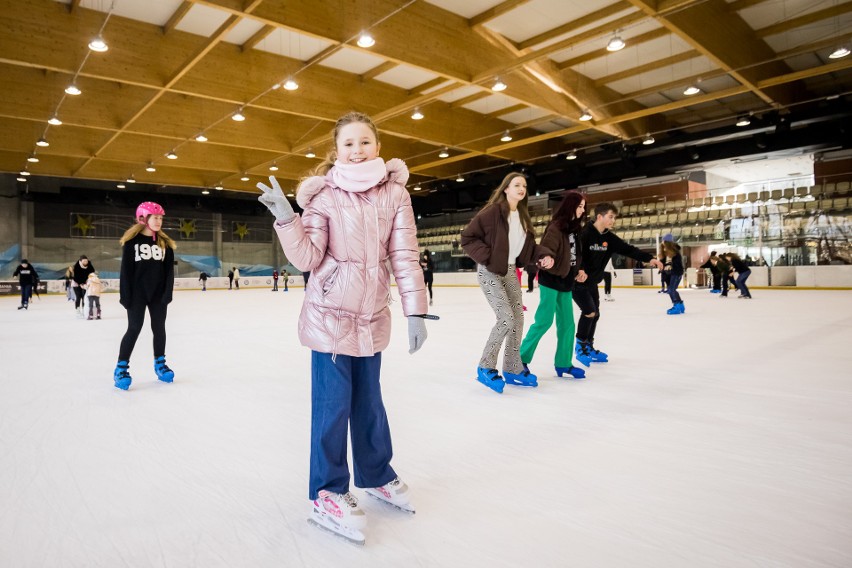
[274,158,427,357]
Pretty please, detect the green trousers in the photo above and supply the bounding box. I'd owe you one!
[519,285,576,368]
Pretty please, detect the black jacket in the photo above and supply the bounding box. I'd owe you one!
[120,233,175,307]
[72,260,95,285]
[576,224,653,287]
[537,221,582,293]
[13,264,39,285]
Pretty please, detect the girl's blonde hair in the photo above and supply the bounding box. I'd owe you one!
[485,172,534,234]
[120,220,176,250]
[308,111,380,178]
[661,240,680,257]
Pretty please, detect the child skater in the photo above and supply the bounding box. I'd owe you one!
[726,252,753,299]
[519,191,587,381]
[85,271,104,320]
[460,172,554,393]
[661,239,685,314]
[113,202,176,390]
[256,111,430,545]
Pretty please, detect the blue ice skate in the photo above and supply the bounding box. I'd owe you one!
[476,367,504,393]
[588,342,608,362]
[154,356,174,383]
[666,303,685,315]
[575,341,594,367]
[555,366,586,379]
[504,366,537,387]
[114,360,132,390]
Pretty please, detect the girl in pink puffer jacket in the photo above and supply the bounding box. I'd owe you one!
[257,112,429,544]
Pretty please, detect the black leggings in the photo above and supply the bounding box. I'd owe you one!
[74,286,86,309]
[424,274,433,299]
[602,272,612,294]
[572,285,600,342]
[118,301,168,361]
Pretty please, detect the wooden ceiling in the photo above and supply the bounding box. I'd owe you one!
[1,0,851,197]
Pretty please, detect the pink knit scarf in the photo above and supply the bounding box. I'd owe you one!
[330,157,386,192]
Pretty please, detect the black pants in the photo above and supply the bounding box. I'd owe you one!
[228,277,233,289]
[572,284,600,342]
[721,272,734,296]
[20,284,32,306]
[272,278,278,291]
[711,272,721,291]
[602,272,612,294]
[74,286,86,309]
[118,301,168,361]
[424,273,433,299]
[527,270,536,292]
[660,271,670,291]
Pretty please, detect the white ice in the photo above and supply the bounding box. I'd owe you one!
[1,285,851,567]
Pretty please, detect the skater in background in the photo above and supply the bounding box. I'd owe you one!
[461,172,554,393]
[602,258,615,301]
[113,202,176,391]
[64,265,74,302]
[227,268,234,290]
[725,252,753,299]
[573,203,663,366]
[233,266,240,289]
[272,269,279,291]
[198,271,208,291]
[85,271,103,320]
[257,111,430,544]
[661,240,685,315]
[713,253,734,298]
[700,251,722,293]
[420,249,434,306]
[301,271,310,290]
[281,269,289,291]
[658,246,670,294]
[13,259,38,311]
[519,191,587,381]
[72,255,95,317]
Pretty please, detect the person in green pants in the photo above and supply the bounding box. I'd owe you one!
[520,191,589,380]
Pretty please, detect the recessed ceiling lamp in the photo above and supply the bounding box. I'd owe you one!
[411,107,424,120]
[195,133,208,142]
[305,149,316,159]
[455,173,464,182]
[215,184,224,190]
[65,84,82,96]
[269,162,279,171]
[145,162,156,172]
[88,35,108,52]
[736,115,751,127]
[829,46,850,59]
[683,85,701,96]
[283,78,299,91]
[27,154,39,163]
[19,169,31,176]
[500,130,513,142]
[126,176,136,183]
[48,115,62,126]
[232,109,246,122]
[606,32,625,52]
[36,138,49,147]
[357,32,375,48]
[491,78,507,92]
[166,150,178,159]
[579,109,593,121]
[642,133,655,145]
[566,151,578,160]
[438,147,450,158]
[240,173,250,181]
[201,189,210,195]
[117,183,125,189]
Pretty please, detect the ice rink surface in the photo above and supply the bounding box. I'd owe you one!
[1,285,851,567]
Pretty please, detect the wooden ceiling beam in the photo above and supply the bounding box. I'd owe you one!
[163,1,193,35]
[727,0,769,11]
[449,91,492,108]
[241,24,275,51]
[410,77,450,94]
[518,2,632,50]
[69,0,81,13]
[483,104,527,119]
[469,0,533,27]
[361,61,398,82]
[557,28,669,70]
[593,50,700,87]
[756,3,852,39]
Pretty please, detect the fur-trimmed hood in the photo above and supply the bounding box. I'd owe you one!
[296,158,409,209]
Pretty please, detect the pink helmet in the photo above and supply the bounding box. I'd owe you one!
[136,201,165,222]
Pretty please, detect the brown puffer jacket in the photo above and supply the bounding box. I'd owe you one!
[460,202,550,276]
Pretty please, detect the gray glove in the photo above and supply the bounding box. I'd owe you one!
[256,176,295,222]
[407,316,428,354]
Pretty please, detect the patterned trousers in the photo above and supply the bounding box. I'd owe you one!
[477,264,525,374]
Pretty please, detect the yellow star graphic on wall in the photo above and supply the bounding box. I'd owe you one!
[234,223,250,240]
[72,215,95,236]
[179,219,196,239]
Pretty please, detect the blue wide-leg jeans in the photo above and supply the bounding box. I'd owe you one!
[309,351,396,500]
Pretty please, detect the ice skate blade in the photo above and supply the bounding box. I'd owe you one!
[307,517,365,546]
[365,490,416,514]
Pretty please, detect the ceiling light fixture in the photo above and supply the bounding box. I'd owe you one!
[683,85,701,96]
[438,147,450,158]
[20,169,31,176]
[48,115,62,126]
[411,107,424,120]
[491,78,507,92]
[305,149,316,159]
[579,109,593,122]
[413,184,422,191]
[283,78,299,91]
[357,32,375,48]
[500,130,513,142]
[215,184,224,190]
[166,150,178,159]
[642,133,655,145]
[455,173,464,182]
[606,32,625,52]
[240,173,250,181]
[126,176,136,183]
[146,162,156,172]
[269,162,279,171]
[17,177,27,182]
[88,35,108,52]
[566,151,577,160]
[829,46,850,59]
[232,109,246,122]
[65,84,81,96]
[36,138,49,147]
[195,133,208,142]
[201,189,210,195]
[271,82,281,90]
[117,183,125,189]
[736,115,751,127]
[27,154,39,163]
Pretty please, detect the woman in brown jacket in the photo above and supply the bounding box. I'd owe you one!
[519,191,588,380]
[461,172,553,393]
